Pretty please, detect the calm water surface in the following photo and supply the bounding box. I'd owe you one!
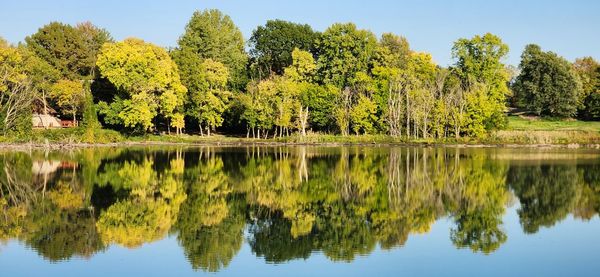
[1,146,599,276]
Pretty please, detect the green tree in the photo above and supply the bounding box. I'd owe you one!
[582,92,600,120]
[573,57,599,99]
[192,59,230,136]
[350,94,377,135]
[16,46,60,115]
[284,48,317,83]
[452,33,509,136]
[315,23,377,88]
[75,21,113,76]
[176,9,248,90]
[573,57,600,119]
[373,33,411,69]
[96,38,187,132]
[513,44,582,118]
[240,76,302,137]
[300,84,338,132]
[249,20,319,77]
[238,79,277,138]
[25,22,111,80]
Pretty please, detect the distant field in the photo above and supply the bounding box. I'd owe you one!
[507,116,600,132]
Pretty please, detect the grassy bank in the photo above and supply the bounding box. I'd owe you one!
[505,116,600,132]
[486,116,600,145]
[1,116,599,147]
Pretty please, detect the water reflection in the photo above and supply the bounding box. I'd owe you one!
[1,147,599,271]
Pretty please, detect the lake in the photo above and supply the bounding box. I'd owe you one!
[1,146,599,276]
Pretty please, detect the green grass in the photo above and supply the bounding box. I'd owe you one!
[506,116,600,132]
[484,116,600,145]
[27,127,124,144]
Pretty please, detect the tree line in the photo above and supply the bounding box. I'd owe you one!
[1,9,598,139]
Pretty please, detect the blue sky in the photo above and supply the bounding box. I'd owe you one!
[1,0,598,66]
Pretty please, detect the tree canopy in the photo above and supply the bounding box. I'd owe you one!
[25,21,111,80]
[451,33,510,136]
[315,23,378,88]
[513,44,582,118]
[4,9,600,138]
[96,38,187,132]
[249,19,319,77]
[176,9,248,90]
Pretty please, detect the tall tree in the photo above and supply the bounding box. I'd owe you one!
[573,57,599,99]
[513,44,582,118]
[176,9,248,90]
[16,45,60,115]
[194,59,230,136]
[452,33,510,136]
[75,21,113,77]
[25,22,111,80]
[249,19,319,77]
[0,41,35,136]
[238,80,277,138]
[96,38,187,132]
[315,23,377,88]
[373,33,411,69]
[573,57,600,119]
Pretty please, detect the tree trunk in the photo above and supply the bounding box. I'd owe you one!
[406,92,410,139]
[167,118,171,135]
[73,110,77,127]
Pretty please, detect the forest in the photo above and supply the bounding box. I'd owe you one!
[1,9,599,142]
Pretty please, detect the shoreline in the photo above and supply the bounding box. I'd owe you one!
[1,140,599,150]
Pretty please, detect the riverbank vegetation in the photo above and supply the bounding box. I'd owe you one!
[1,9,599,145]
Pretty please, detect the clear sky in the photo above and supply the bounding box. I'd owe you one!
[1,0,598,66]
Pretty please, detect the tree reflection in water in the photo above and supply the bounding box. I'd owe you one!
[1,146,599,270]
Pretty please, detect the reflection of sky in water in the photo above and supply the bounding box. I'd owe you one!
[2,146,600,276]
[2,205,599,276]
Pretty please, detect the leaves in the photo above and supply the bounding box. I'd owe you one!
[25,22,110,80]
[249,19,319,76]
[452,33,510,136]
[315,23,377,88]
[96,38,187,131]
[177,9,248,90]
[513,44,582,118]
[50,79,84,120]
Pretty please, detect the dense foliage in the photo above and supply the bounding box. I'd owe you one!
[512,44,582,118]
[249,19,319,77]
[1,8,599,139]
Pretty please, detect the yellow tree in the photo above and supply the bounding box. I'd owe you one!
[50,79,84,125]
[197,59,230,136]
[96,38,187,132]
